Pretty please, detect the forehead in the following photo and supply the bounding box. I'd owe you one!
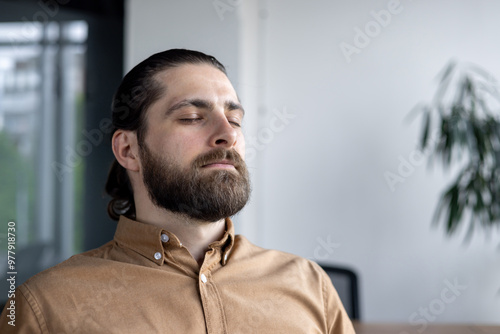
[153,63,237,101]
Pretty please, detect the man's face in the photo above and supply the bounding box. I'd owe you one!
[138,64,250,222]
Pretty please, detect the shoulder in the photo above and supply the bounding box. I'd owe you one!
[20,241,118,292]
[232,235,328,282]
[230,235,355,331]
[233,237,354,332]
[0,242,120,333]
[234,234,323,266]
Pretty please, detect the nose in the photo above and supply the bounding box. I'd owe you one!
[208,116,238,149]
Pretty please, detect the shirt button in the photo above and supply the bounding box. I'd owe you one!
[200,273,207,283]
[154,252,162,260]
[161,234,169,242]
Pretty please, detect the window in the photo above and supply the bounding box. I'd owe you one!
[0,21,88,289]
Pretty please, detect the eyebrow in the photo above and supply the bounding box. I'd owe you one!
[165,98,245,117]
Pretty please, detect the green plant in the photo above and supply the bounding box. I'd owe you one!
[414,60,500,240]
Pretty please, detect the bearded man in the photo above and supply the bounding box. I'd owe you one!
[0,49,355,333]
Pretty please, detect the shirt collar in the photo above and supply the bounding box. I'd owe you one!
[209,217,235,266]
[114,215,235,266]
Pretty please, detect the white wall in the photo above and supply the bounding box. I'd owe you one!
[126,0,500,324]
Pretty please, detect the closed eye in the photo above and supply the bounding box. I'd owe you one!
[179,118,203,123]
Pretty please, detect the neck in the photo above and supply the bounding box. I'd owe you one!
[135,200,226,266]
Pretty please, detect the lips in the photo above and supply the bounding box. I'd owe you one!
[202,160,236,168]
[194,149,242,170]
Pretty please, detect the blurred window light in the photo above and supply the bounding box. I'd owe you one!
[63,21,87,43]
[0,22,43,43]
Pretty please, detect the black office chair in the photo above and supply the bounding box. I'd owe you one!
[318,264,360,320]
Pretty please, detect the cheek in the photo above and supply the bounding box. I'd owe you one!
[147,131,188,162]
[172,135,209,164]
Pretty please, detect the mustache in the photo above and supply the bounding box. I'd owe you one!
[193,148,244,169]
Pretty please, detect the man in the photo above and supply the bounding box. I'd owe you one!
[0,49,355,333]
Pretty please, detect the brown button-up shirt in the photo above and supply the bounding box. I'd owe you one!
[0,216,355,333]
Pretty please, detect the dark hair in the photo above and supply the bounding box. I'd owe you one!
[105,49,227,220]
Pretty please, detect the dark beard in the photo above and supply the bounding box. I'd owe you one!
[139,143,251,222]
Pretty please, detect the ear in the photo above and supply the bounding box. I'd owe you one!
[112,130,140,172]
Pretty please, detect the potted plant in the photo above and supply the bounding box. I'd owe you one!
[412,60,500,240]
